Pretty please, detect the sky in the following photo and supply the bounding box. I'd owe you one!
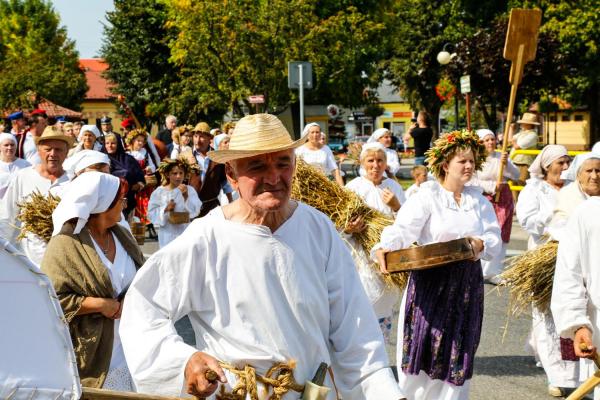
[50,0,114,58]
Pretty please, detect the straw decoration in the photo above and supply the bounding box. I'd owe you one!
[291,159,408,289]
[16,190,60,243]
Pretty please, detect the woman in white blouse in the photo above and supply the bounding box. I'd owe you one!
[469,129,520,283]
[374,130,501,400]
[367,128,401,176]
[516,145,576,397]
[69,124,103,156]
[0,133,30,199]
[294,122,343,185]
[345,142,405,342]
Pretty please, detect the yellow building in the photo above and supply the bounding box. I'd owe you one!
[79,59,124,130]
[543,109,591,150]
[377,102,414,139]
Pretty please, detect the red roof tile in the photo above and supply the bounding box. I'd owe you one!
[79,58,114,100]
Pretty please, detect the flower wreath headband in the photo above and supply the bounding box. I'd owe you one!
[157,157,199,185]
[425,129,487,178]
[125,128,148,146]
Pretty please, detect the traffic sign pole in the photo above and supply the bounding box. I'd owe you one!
[299,64,304,135]
[466,93,471,130]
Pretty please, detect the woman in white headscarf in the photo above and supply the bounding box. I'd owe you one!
[0,133,31,199]
[516,144,575,397]
[41,172,144,391]
[469,129,519,283]
[367,128,401,176]
[69,124,102,156]
[294,122,343,185]
[63,149,110,179]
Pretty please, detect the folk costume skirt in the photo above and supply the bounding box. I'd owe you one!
[398,259,483,399]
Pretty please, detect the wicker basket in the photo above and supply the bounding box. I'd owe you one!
[130,222,146,245]
[168,211,190,225]
[144,174,158,187]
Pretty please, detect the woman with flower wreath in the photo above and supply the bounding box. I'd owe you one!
[373,130,502,400]
[147,158,201,248]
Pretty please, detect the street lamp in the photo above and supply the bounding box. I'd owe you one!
[437,43,459,129]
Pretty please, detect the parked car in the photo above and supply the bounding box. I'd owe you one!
[327,136,348,153]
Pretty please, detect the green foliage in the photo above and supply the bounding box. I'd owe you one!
[0,0,87,111]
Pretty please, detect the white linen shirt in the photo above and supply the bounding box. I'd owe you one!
[345,176,406,217]
[469,152,520,195]
[119,203,402,399]
[294,145,338,175]
[372,180,501,262]
[384,148,401,175]
[0,158,31,199]
[22,131,41,166]
[516,178,559,249]
[147,185,202,248]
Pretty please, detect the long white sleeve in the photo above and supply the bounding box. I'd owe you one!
[516,182,554,238]
[184,185,201,218]
[147,188,169,227]
[385,149,401,175]
[472,196,503,261]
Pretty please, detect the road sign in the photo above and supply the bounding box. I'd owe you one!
[460,75,471,94]
[248,95,264,104]
[288,61,313,89]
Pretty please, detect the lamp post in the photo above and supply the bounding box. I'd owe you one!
[437,43,459,130]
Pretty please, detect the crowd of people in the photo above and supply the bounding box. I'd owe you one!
[1,108,600,400]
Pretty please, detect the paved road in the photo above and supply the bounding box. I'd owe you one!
[141,216,560,399]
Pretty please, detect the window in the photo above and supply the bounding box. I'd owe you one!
[561,115,570,122]
[574,115,584,121]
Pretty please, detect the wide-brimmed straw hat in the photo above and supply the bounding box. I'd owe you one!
[208,113,307,164]
[517,112,540,125]
[192,122,211,134]
[35,125,75,147]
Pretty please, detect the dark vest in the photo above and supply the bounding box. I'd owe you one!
[189,156,227,217]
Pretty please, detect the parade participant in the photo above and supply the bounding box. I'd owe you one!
[367,128,401,176]
[516,144,575,396]
[42,172,144,390]
[148,159,201,248]
[183,122,233,217]
[213,133,230,150]
[99,116,115,144]
[295,122,343,185]
[121,118,135,135]
[0,133,31,199]
[69,124,103,155]
[345,142,404,342]
[119,113,404,399]
[510,112,540,183]
[551,197,600,400]
[63,150,110,179]
[469,128,520,283]
[404,111,433,166]
[222,121,235,135]
[373,129,501,400]
[8,111,27,136]
[0,126,73,265]
[169,125,193,159]
[404,165,429,198]
[157,115,177,149]
[55,116,67,129]
[15,111,47,164]
[63,122,75,139]
[101,133,145,218]
[73,120,83,139]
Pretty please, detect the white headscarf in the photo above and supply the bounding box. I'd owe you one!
[62,150,110,179]
[213,133,229,150]
[0,132,17,145]
[528,144,568,179]
[476,129,494,141]
[52,171,120,236]
[78,124,101,142]
[302,122,320,138]
[561,152,600,182]
[360,142,387,160]
[367,128,389,143]
[592,141,600,154]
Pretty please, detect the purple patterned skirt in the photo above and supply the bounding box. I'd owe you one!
[401,259,483,386]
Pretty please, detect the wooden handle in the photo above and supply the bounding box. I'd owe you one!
[566,372,600,400]
[205,369,219,382]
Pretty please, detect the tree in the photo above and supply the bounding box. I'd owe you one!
[0,0,87,111]
[101,0,178,126]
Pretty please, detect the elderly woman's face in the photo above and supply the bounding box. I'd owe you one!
[0,139,16,161]
[378,133,392,148]
[307,126,321,146]
[82,131,96,149]
[545,155,571,186]
[104,137,118,154]
[362,150,387,183]
[482,135,496,153]
[443,149,475,184]
[578,158,600,196]
[227,149,295,212]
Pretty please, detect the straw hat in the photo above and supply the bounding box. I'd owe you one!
[208,113,307,164]
[35,125,75,147]
[192,122,211,134]
[517,112,540,125]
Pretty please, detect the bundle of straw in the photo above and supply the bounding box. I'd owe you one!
[291,159,408,289]
[16,190,60,243]
[500,241,558,315]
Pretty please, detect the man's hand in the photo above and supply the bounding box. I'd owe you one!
[375,248,389,274]
[381,188,401,212]
[184,352,227,398]
[574,327,596,359]
[344,216,366,234]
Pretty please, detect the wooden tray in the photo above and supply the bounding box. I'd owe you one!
[386,238,474,272]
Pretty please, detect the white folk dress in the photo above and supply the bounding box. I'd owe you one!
[516,178,579,388]
[128,148,156,173]
[119,203,403,399]
[385,148,401,176]
[0,166,69,266]
[552,197,600,400]
[91,232,137,391]
[170,144,192,160]
[373,180,501,400]
[0,157,31,199]
[548,181,589,243]
[294,145,338,176]
[345,176,405,341]
[147,185,202,248]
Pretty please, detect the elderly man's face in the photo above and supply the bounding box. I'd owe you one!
[167,118,177,130]
[193,132,212,152]
[38,139,68,174]
[578,159,600,196]
[227,150,295,212]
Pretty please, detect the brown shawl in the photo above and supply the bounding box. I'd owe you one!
[41,223,145,388]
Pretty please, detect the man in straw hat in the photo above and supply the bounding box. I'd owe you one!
[0,125,73,266]
[120,113,404,399]
[511,112,541,183]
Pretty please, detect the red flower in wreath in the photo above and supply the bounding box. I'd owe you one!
[447,134,456,143]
